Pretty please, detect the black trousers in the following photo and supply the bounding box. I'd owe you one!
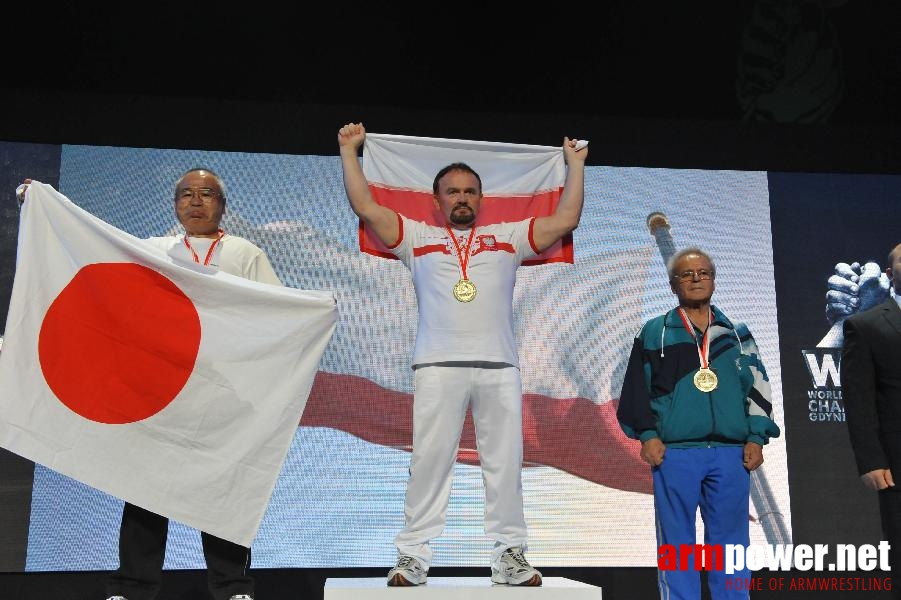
[880,488,901,599]
[106,502,254,600]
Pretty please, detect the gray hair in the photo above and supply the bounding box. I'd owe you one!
[666,246,716,279]
[174,167,228,204]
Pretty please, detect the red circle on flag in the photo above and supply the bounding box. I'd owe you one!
[38,263,201,424]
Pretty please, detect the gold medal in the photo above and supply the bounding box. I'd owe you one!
[453,278,477,302]
[694,367,718,392]
[677,307,718,392]
[446,225,478,303]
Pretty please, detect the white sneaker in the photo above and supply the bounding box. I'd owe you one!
[106,597,128,600]
[229,596,254,600]
[387,554,428,586]
[491,546,542,586]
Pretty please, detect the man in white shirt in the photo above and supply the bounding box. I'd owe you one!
[338,122,587,587]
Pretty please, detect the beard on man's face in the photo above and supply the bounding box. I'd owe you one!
[449,204,475,225]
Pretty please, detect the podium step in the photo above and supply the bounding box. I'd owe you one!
[324,577,601,600]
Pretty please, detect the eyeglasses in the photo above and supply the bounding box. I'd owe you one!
[673,268,714,282]
[176,187,220,204]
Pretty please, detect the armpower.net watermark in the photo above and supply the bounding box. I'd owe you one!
[659,542,892,592]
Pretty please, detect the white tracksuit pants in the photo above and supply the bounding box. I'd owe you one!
[394,366,528,568]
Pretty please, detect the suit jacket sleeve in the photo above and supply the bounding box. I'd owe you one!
[842,315,889,475]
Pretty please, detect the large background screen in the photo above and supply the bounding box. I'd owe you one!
[10,143,797,569]
[2,137,899,575]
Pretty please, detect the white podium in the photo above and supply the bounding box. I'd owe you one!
[324,577,602,600]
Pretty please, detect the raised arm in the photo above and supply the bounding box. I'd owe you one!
[531,137,587,253]
[338,122,399,248]
[15,178,33,208]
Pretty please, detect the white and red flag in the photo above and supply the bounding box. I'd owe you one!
[359,133,573,264]
[0,182,337,547]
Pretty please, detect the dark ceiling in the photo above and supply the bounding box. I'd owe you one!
[5,1,900,127]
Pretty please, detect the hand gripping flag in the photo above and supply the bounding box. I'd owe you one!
[360,133,573,265]
[0,182,337,546]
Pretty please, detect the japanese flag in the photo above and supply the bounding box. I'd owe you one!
[0,182,337,546]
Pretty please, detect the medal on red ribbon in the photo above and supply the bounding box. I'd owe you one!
[677,307,718,392]
[182,228,225,266]
[446,225,478,303]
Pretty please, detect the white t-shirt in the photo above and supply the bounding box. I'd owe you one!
[145,233,282,286]
[391,216,538,366]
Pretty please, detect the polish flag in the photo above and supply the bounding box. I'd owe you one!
[0,182,337,546]
[360,133,573,265]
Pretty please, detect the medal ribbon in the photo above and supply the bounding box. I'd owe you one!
[182,229,225,266]
[445,225,477,281]
[677,307,712,370]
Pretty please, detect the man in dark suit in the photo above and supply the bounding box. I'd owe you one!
[842,242,901,597]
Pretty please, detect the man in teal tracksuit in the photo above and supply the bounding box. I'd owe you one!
[617,246,780,600]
